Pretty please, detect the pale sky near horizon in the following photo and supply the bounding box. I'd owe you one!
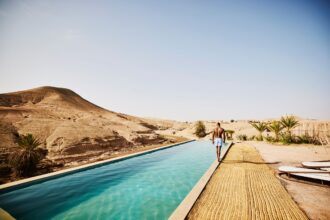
[0,0,330,121]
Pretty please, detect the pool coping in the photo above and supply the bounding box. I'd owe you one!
[0,139,194,193]
[0,208,15,220]
[169,142,234,220]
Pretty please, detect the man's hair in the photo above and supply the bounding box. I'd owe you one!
[217,122,220,126]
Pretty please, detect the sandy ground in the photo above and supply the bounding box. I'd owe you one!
[250,141,330,220]
[188,144,307,220]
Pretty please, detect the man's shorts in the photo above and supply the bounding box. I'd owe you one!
[214,138,223,147]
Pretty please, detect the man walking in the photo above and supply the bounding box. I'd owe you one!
[212,122,226,162]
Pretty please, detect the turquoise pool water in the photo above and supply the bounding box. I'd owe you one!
[0,141,223,220]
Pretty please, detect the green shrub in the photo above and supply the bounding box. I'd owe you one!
[296,134,321,145]
[194,121,206,138]
[296,134,309,144]
[274,132,322,145]
[9,134,45,177]
[237,134,247,141]
[225,130,235,140]
[279,133,293,144]
[248,135,256,141]
[265,136,276,143]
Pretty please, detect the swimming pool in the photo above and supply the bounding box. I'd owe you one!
[0,141,224,220]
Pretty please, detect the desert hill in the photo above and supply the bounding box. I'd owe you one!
[0,86,180,167]
[0,86,102,110]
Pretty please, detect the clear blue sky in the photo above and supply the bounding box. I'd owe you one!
[1,0,329,121]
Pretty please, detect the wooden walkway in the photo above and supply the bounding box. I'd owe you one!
[187,144,308,220]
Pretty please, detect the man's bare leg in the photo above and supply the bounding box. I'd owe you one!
[219,147,221,162]
[217,146,221,162]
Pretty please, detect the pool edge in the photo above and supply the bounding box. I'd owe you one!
[0,139,195,193]
[169,142,234,220]
[0,208,15,220]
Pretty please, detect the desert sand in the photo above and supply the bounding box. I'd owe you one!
[251,141,330,220]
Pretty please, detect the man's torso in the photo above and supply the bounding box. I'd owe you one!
[214,127,224,138]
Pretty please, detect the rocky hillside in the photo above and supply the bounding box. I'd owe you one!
[0,86,177,166]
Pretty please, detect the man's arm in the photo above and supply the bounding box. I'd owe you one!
[212,129,215,144]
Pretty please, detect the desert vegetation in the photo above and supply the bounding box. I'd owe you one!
[247,116,322,145]
[280,115,299,135]
[194,121,206,138]
[249,121,268,141]
[237,134,247,141]
[225,130,235,140]
[268,120,284,141]
[9,134,46,177]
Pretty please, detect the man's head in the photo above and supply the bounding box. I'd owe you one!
[217,122,221,127]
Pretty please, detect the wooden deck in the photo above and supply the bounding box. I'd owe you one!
[187,144,308,220]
